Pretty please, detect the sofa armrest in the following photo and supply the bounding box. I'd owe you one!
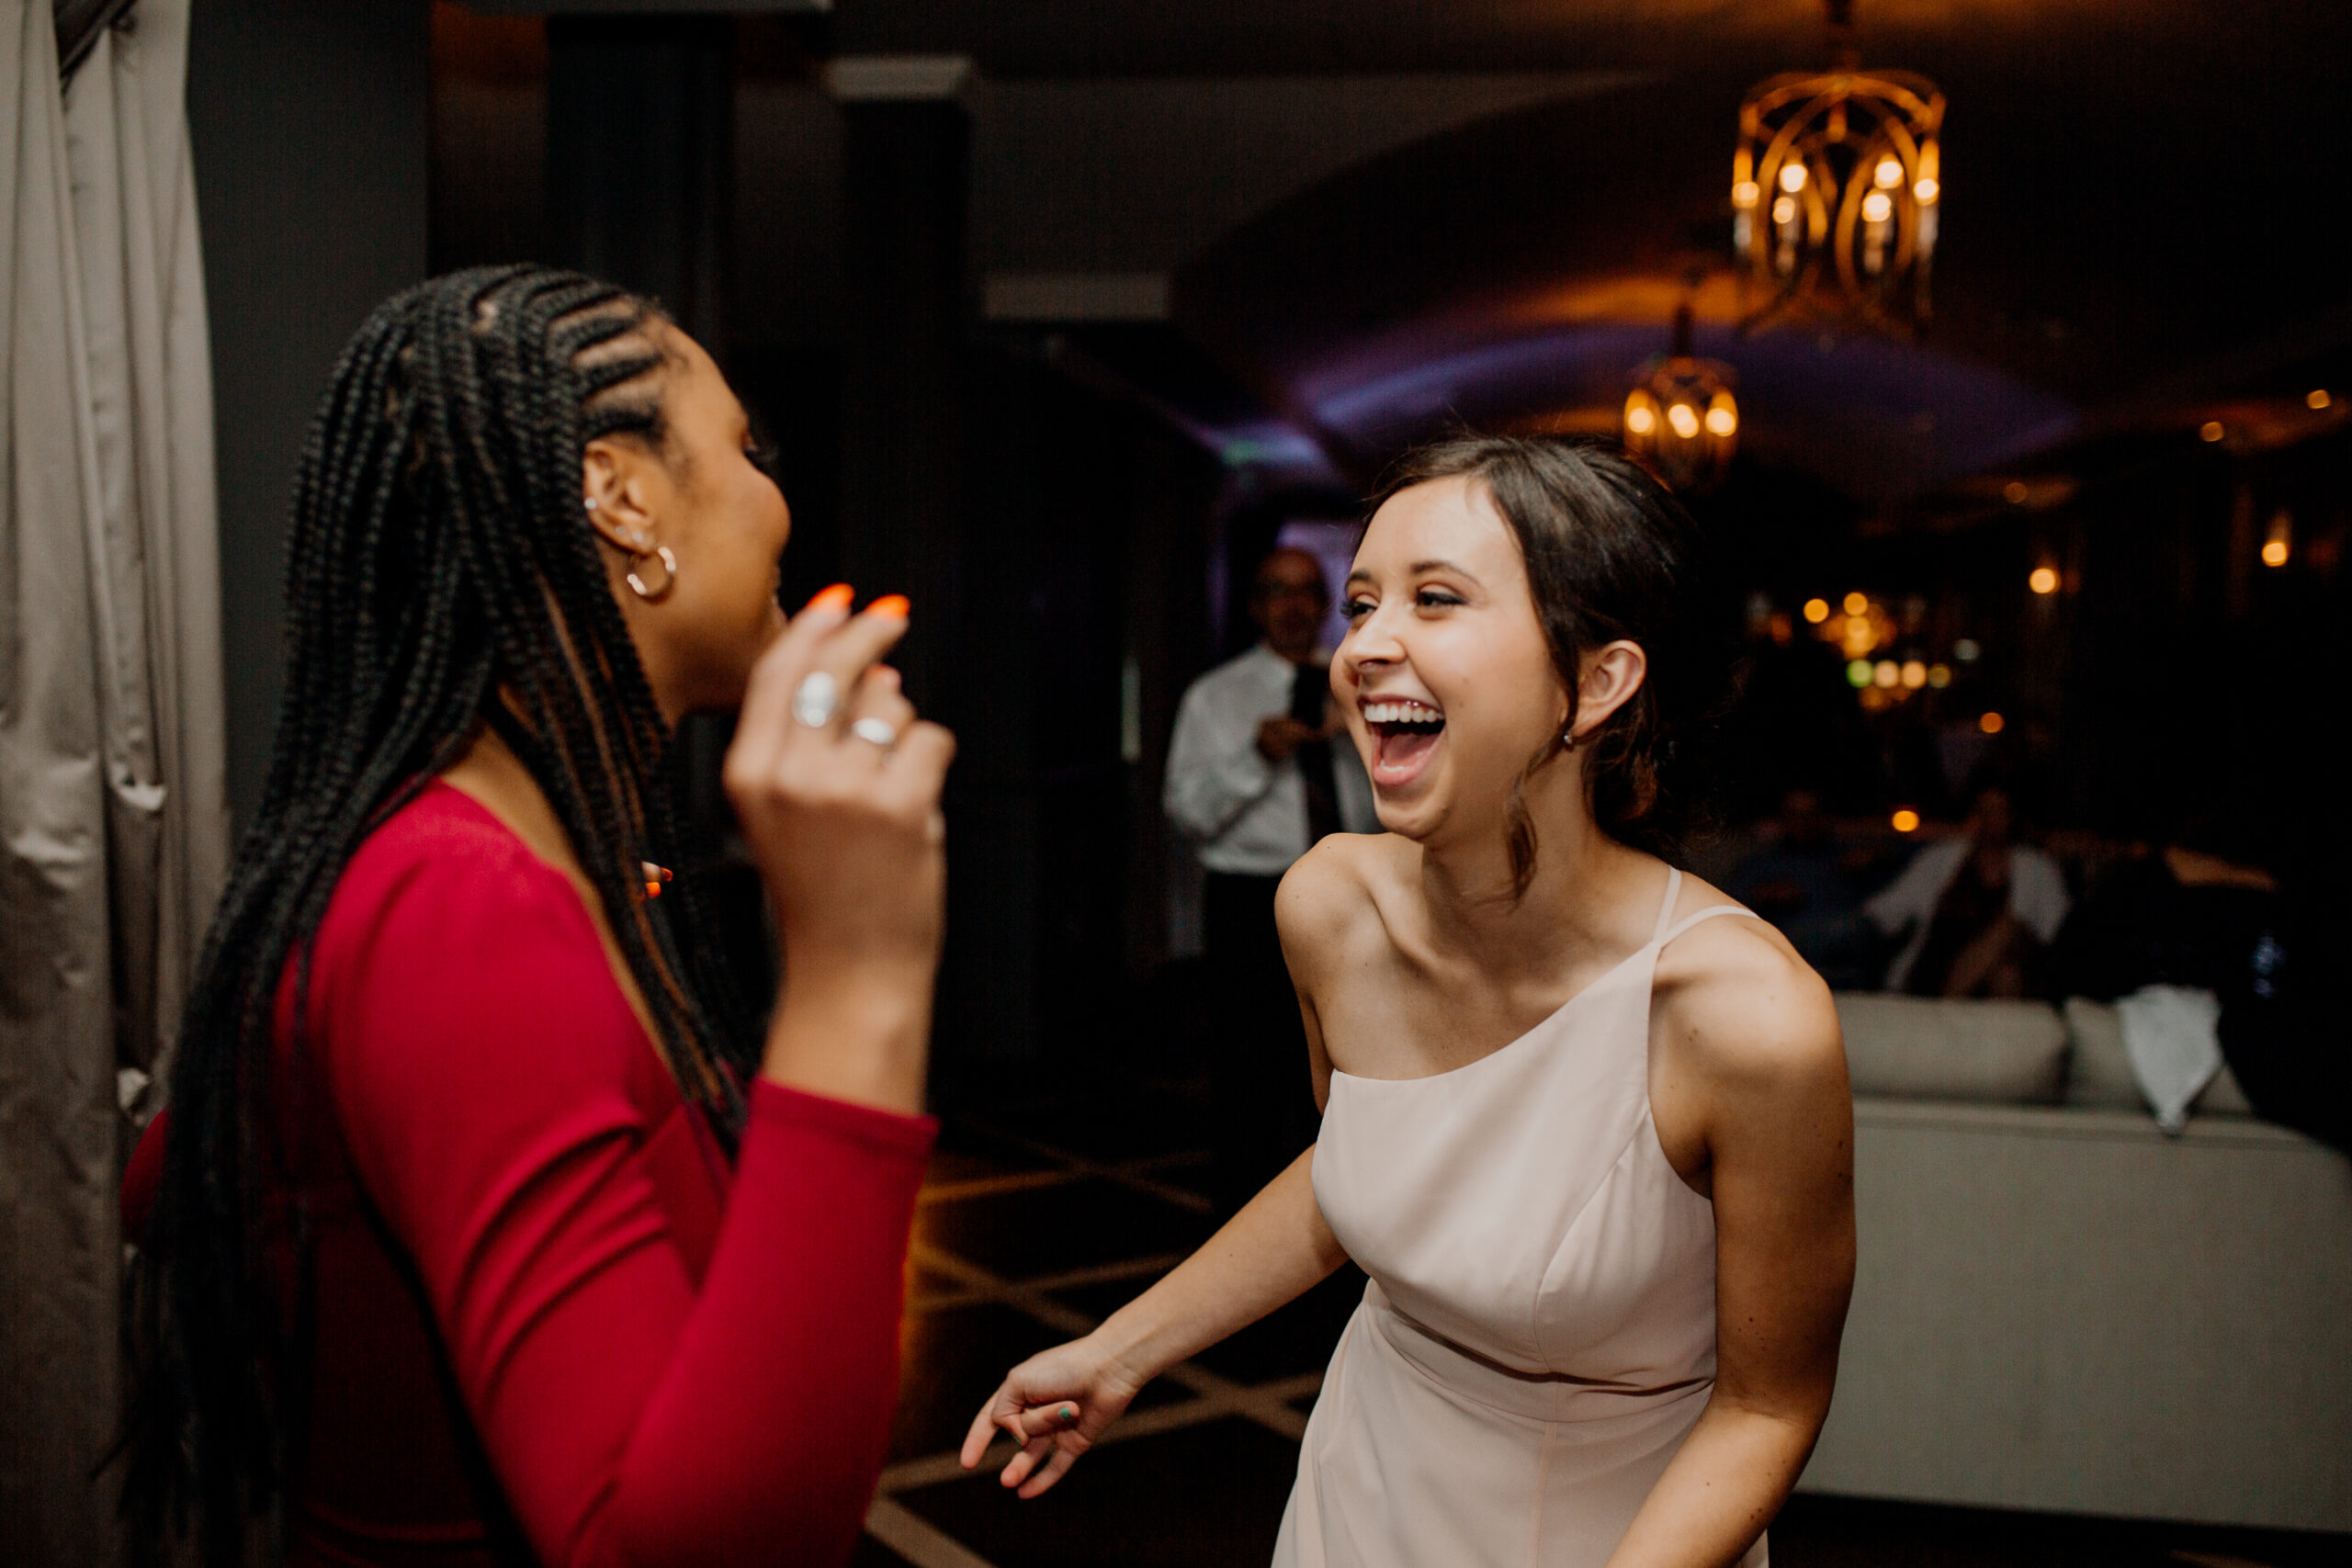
[1804,1097,2352,1530]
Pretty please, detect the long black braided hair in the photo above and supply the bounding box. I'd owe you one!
[124,266,760,1562]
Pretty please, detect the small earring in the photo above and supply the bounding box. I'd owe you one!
[1562,728,1580,752]
[583,496,599,512]
[627,545,678,602]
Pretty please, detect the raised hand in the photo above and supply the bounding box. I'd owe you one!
[1256,714,1319,763]
[724,586,956,1112]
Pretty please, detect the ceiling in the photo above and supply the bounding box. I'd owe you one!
[830,1,2352,503]
[836,1,2294,84]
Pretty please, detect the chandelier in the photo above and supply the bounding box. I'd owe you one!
[1732,0,1943,333]
[1623,303,1737,493]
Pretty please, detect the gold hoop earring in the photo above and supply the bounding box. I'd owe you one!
[626,545,677,602]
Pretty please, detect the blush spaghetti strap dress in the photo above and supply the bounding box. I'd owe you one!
[1274,868,1769,1568]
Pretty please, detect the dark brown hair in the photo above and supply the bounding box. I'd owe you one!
[1374,434,1726,895]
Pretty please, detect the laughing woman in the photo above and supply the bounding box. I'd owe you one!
[124,268,953,1567]
[964,435,1853,1567]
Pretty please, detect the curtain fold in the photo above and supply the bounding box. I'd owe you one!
[2,3,226,1562]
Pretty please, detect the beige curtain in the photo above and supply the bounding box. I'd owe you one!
[2,2,227,1562]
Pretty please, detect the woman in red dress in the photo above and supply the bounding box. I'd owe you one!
[120,267,954,1567]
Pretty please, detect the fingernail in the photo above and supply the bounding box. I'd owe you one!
[644,882,662,898]
[1060,1404,1079,1424]
[805,582,854,614]
[865,593,910,620]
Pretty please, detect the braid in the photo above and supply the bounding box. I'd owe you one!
[124,267,760,1563]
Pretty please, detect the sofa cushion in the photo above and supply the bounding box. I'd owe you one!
[2061,996,2256,1117]
[1833,994,2068,1104]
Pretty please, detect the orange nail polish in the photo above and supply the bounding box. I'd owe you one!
[644,882,662,898]
[805,582,854,614]
[865,593,910,620]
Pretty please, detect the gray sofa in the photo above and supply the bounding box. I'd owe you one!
[1798,994,2352,1532]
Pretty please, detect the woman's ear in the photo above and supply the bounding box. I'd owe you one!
[1566,640,1648,744]
[581,437,660,554]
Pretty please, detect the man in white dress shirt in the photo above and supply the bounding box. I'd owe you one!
[1165,547,1374,1210]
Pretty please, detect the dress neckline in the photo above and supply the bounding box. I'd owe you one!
[1330,868,1690,1088]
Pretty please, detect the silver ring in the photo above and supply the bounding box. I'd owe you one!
[850,716,899,749]
[790,671,841,728]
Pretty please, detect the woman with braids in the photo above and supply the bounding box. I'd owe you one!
[119,266,954,1567]
[964,437,1854,1567]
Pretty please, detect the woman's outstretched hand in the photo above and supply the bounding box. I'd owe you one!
[725,586,955,1113]
[960,1335,1147,1498]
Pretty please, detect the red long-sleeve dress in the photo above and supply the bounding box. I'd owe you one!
[130,780,935,1567]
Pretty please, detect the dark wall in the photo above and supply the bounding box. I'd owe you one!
[188,0,431,826]
[943,339,1221,1076]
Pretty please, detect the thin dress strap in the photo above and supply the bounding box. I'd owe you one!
[1656,903,1758,948]
[1648,867,1685,943]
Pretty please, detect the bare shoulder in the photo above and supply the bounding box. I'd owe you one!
[1653,876,1846,1092]
[1275,832,1408,985]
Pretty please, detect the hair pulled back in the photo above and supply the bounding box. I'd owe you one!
[1374,434,1726,894]
[125,266,757,1562]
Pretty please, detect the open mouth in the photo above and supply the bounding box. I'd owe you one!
[1363,698,1446,787]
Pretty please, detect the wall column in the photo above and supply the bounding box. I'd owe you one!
[829,58,1023,1067]
[544,17,732,347]
[830,55,970,712]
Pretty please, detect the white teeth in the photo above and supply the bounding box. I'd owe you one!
[1364,701,1442,724]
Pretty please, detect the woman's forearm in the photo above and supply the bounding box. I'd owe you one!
[759,955,935,1115]
[1092,1148,1347,1383]
[1602,1395,1825,1568]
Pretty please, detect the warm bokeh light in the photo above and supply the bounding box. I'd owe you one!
[1704,401,1738,437]
[1843,591,1870,616]
[1927,663,1952,688]
[1873,660,1900,688]
[1953,637,1981,662]
[1667,402,1701,438]
[1733,179,1760,209]
[1780,162,1807,193]
[1846,660,1873,688]
[1861,190,1894,224]
[2310,389,2334,411]
[1874,157,1904,190]
[1803,598,1830,624]
[1914,176,1939,204]
[1980,711,2006,735]
[2004,480,2029,504]
[1625,403,1656,434]
[2200,421,2226,442]
[1892,808,1920,833]
[2262,509,2292,569]
[2029,566,2060,595]
[1900,660,1928,689]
